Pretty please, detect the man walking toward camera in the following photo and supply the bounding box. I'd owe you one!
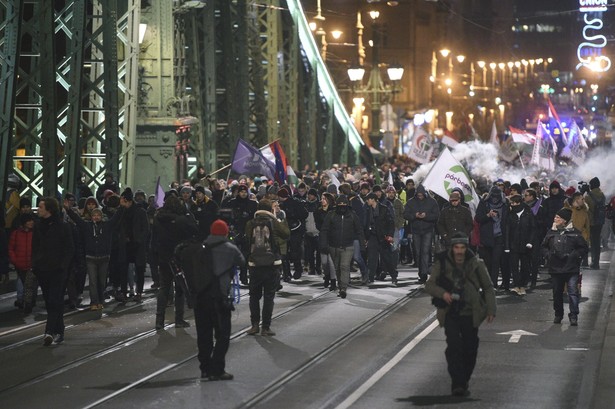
[542,208,588,326]
[425,232,496,397]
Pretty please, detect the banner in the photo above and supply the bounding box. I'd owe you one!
[408,127,435,164]
[560,120,588,165]
[548,98,568,146]
[509,126,536,145]
[489,120,498,146]
[422,147,480,215]
[498,134,518,163]
[231,139,275,180]
[530,121,558,171]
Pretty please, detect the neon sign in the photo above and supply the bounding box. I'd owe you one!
[576,2,611,72]
[579,0,607,12]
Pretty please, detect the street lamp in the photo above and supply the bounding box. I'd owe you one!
[347,11,404,149]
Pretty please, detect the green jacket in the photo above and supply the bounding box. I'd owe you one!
[245,210,290,258]
[425,249,496,328]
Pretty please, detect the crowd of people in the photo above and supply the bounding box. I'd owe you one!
[1,163,612,387]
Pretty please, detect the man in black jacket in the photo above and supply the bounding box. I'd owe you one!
[278,187,308,281]
[364,193,397,284]
[227,184,257,284]
[33,197,74,345]
[153,195,199,330]
[542,208,588,325]
[320,195,365,298]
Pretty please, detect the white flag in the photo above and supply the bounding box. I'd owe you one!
[509,126,536,145]
[531,121,558,171]
[408,127,435,164]
[489,120,498,146]
[422,147,480,215]
[560,120,587,165]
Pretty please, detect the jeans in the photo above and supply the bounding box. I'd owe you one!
[330,246,354,291]
[249,266,280,328]
[551,273,580,318]
[444,314,479,389]
[194,294,232,377]
[320,253,336,280]
[478,235,506,287]
[589,224,602,267]
[304,234,320,274]
[86,256,109,305]
[509,251,531,288]
[352,240,367,280]
[413,231,433,280]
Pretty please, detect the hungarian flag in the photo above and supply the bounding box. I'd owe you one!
[286,165,299,186]
[509,126,536,145]
[441,129,459,148]
[262,141,288,184]
[231,139,275,180]
[530,121,558,171]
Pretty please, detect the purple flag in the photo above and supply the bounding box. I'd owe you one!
[231,139,275,180]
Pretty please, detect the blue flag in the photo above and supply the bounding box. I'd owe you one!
[231,139,275,180]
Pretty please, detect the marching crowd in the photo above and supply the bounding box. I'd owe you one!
[1,165,613,388]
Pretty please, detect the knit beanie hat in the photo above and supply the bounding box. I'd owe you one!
[210,219,229,236]
[549,180,561,190]
[120,187,134,201]
[450,232,469,246]
[556,208,572,223]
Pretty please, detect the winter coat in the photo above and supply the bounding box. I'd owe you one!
[563,200,590,242]
[116,204,150,265]
[505,204,536,253]
[202,235,245,300]
[32,216,74,278]
[66,207,119,258]
[437,203,474,245]
[475,187,509,247]
[152,211,199,264]
[280,197,308,234]
[348,193,365,222]
[526,198,549,237]
[9,227,33,271]
[542,191,567,228]
[304,199,320,236]
[425,249,496,328]
[364,202,395,244]
[403,185,440,235]
[191,196,220,239]
[585,187,606,226]
[388,197,406,229]
[320,208,365,250]
[245,210,290,264]
[541,223,588,275]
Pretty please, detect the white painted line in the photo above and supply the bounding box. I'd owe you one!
[335,320,439,409]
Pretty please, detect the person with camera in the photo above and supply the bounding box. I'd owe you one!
[542,208,588,326]
[425,232,496,397]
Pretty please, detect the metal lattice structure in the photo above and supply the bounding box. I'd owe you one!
[0,0,139,203]
[1,0,361,203]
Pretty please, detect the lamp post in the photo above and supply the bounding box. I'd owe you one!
[347,11,404,150]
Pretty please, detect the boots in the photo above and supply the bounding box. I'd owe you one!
[329,279,337,291]
[246,324,259,335]
[323,277,330,288]
[155,314,165,331]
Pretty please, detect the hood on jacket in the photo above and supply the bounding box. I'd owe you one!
[254,209,277,220]
[488,186,504,204]
[85,196,101,209]
[416,184,427,197]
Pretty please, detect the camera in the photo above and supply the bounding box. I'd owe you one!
[578,181,590,195]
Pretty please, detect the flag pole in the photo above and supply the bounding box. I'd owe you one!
[517,150,526,171]
[203,138,281,180]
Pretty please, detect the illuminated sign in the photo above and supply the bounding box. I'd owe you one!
[579,0,607,12]
[576,6,611,72]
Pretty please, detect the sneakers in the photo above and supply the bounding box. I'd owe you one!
[260,327,276,336]
[53,334,64,345]
[43,334,53,346]
[339,289,347,299]
[569,314,578,326]
[392,278,398,286]
[518,287,526,296]
[451,385,470,397]
[417,277,427,284]
[205,372,234,381]
[554,316,563,324]
[246,325,259,335]
[292,271,302,280]
[133,293,142,302]
[175,320,190,328]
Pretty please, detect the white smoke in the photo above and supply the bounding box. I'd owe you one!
[409,141,615,198]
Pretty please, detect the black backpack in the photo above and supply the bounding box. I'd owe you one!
[248,217,279,267]
[175,240,222,296]
[588,192,606,225]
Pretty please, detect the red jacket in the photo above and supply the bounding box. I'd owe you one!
[9,227,33,271]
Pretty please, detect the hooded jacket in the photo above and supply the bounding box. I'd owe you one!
[475,186,508,246]
[66,207,120,258]
[563,199,590,242]
[202,235,245,300]
[9,227,33,271]
[425,248,496,328]
[320,206,365,249]
[152,211,199,263]
[505,202,536,252]
[585,187,606,226]
[403,185,440,235]
[245,210,290,266]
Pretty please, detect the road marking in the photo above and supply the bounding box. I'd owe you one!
[497,329,537,343]
[335,320,439,409]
